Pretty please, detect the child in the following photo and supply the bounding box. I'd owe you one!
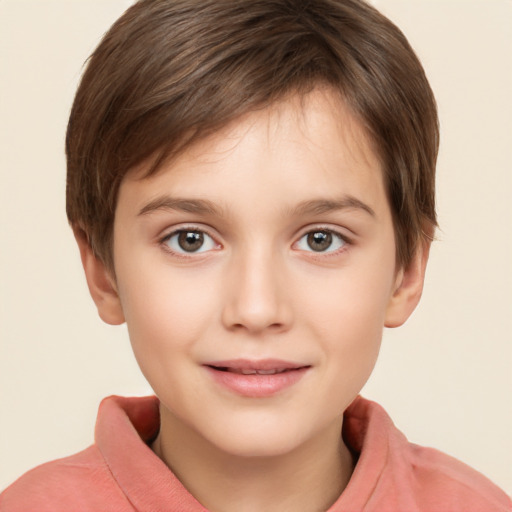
[1,0,510,510]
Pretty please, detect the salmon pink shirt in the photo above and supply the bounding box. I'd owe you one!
[1,395,510,511]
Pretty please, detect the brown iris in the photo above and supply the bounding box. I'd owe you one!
[307,231,333,252]
[178,231,204,252]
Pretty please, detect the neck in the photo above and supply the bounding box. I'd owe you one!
[152,408,354,512]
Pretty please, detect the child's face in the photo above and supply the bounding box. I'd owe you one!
[102,89,413,457]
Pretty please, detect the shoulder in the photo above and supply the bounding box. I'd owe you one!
[406,443,511,511]
[0,446,133,512]
[343,397,511,512]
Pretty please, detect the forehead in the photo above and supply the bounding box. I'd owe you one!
[119,89,386,218]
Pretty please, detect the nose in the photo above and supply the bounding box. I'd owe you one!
[221,249,293,335]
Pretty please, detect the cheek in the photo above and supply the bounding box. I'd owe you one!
[307,285,386,406]
[296,251,395,372]
[300,258,394,333]
[315,292,384,375]
[116,267,223,402]
[117,264,220,357]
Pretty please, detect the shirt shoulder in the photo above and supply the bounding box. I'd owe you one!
[0,446,133,512]
[406,443,512,512]
[336,397,511,512]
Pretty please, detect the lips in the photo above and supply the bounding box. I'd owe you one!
[219,368,292,375]
[205,358,307,371]
[204,359,310,397]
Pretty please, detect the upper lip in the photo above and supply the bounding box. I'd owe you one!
[204,359,309,371]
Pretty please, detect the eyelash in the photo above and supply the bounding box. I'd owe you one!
[158,226,352,259]
[159,226,220,259]
[294,227,351,257]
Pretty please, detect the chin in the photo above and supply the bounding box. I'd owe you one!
[215,435,303,459]
[202,416,319,459]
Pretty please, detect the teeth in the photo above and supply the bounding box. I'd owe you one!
[228,368,288,375]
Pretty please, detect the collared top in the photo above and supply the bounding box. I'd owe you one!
[1,395,510,511]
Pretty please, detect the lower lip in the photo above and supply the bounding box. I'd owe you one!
[204,366,309,398]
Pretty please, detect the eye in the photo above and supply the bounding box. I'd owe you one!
[295,229,347,253]
[163,229,217,254]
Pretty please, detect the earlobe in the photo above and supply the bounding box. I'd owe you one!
[384,239,431,328]
[73,228,125,326]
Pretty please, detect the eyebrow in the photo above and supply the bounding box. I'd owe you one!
[289,197,376,218]
[138,195,375,219]
[138,197,222,217]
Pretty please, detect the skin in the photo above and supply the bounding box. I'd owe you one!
[76,89,430,512]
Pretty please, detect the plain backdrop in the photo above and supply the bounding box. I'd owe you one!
[1,0,511,495]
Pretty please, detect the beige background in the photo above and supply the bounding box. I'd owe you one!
[1,0,511,495]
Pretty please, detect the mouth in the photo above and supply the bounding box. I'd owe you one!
[203,359,311,397]
[208,366,306,375]
[205,358,310,374]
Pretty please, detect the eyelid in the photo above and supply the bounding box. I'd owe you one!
[159,224,222,257]
[293,225,353,254]
[157,223,352,257]
[296,224,353,241]
[159,222,219,240]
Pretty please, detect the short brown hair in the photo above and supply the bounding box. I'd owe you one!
[66,0,438,272]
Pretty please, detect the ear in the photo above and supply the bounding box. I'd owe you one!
[385,238,431,328]
[73,228,125,326]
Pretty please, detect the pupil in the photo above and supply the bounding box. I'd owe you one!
[178,231,204,252]
[308,231,332,252]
